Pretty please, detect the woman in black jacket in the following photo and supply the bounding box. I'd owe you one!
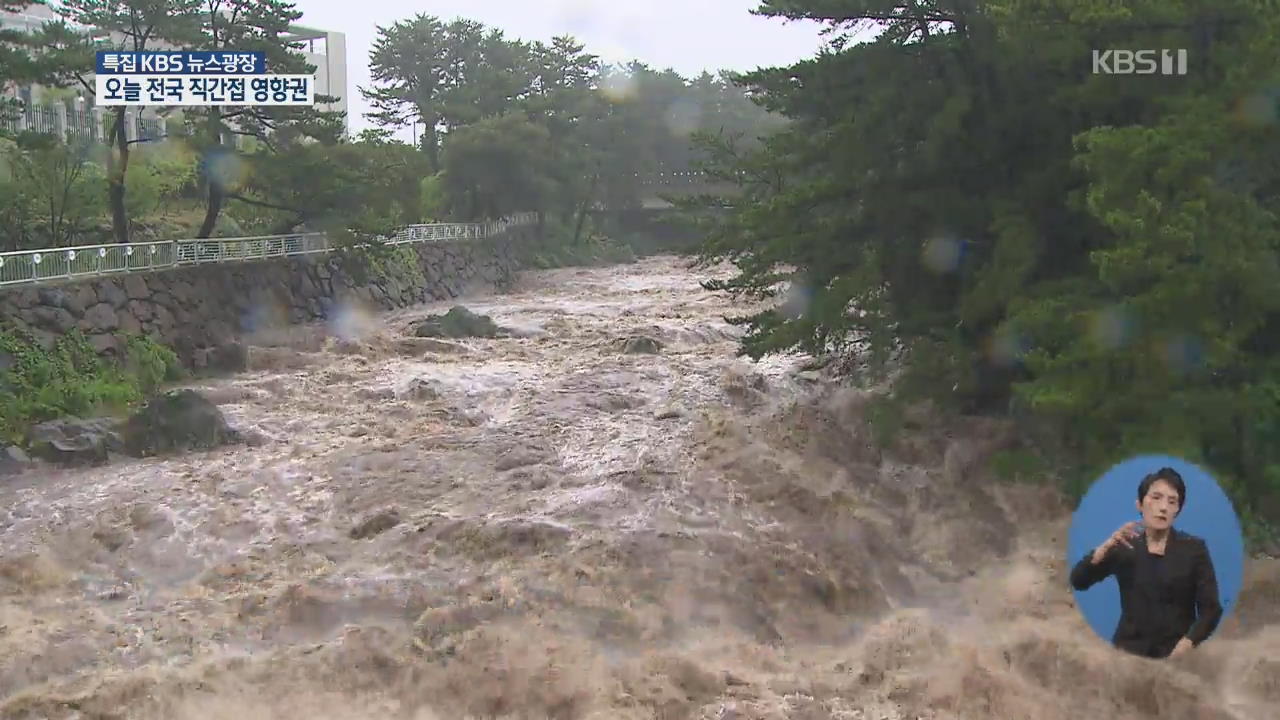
[1069,467,1223,659]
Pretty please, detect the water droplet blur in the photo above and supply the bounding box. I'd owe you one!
[328,301,375,342]
[921,237,963,274]
[600,70,638,101]
[241,300,286,335]
[556,0,597,35]
[1087,305,1136,350]
[987,327,1027,367]
[1234,87,1280,127]
[781,282,813,319]
[204,148,248,192]
[1163,334,1205,375]
[664,98,702,137]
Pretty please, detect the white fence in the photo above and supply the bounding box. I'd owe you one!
[0,100,166,143]
[0,212,538,287]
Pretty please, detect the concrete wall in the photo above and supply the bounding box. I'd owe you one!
[0,233,526,367]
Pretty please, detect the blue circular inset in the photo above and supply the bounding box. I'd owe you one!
[1066,454,1245,646]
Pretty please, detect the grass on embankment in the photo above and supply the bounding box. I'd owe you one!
[0,327,184,446]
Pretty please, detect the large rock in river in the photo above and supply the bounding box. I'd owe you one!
[123,389,241,457]
[614,335,664,355]
[413,306,506,339]
[1,445,34,476]
[26,417,125,467]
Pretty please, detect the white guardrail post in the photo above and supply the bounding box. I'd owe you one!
[0,212,538,288]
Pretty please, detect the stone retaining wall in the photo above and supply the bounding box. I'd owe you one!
[0,232,526,366]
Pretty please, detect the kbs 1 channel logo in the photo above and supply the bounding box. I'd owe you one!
[93,51,315,106]
[1092,48,1189,76]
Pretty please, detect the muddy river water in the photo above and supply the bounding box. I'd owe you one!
[0,256,1276,719]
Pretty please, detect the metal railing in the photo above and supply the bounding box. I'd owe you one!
[1,100,167,143]
[0,212,539,287]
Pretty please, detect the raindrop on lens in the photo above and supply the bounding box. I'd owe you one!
[1088,306,1136,350]
[988,329,1026,367]
[1163,335,1205,374]
[921,237,962,273]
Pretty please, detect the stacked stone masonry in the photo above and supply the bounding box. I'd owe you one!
[0,234,524,366]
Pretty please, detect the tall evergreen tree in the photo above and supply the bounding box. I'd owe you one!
[688,0,1280,537]
[43,0,203,243]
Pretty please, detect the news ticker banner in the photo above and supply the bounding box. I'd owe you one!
[96,51,266,75]
[95,74,313,106]
[94,51,314,106]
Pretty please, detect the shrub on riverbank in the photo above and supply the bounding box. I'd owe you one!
[527,234,637,269]
[519,217,637,269]
[0,327,183,445]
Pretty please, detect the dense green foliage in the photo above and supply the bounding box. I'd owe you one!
[684,0,1280,545]
[2,3,780,256]
[0,131,106,248]
[0,327,183,443]
[363,13,784,243]
[517,217,638,269]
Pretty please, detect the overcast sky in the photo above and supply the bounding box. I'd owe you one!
[289,0,831,136]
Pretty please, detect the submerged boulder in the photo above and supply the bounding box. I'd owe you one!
[615,335,664,355]
[413,306,507,339]
[350,508,401,539]
[122,389,241,457]
[202,341,249,373]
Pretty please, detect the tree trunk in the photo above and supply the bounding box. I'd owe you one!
[197,113,224,238]
[572,202,589,245]
[198,179,224,239]
[422,120,440,173]
[572,174,599,245]
[107,107,130,243]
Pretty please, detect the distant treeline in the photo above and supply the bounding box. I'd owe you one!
[0,1,785,252]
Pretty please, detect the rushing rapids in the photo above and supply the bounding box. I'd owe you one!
[0,256,1276,719]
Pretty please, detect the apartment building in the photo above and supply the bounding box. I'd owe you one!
[290,23,348,121]
[0,2,349,138]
